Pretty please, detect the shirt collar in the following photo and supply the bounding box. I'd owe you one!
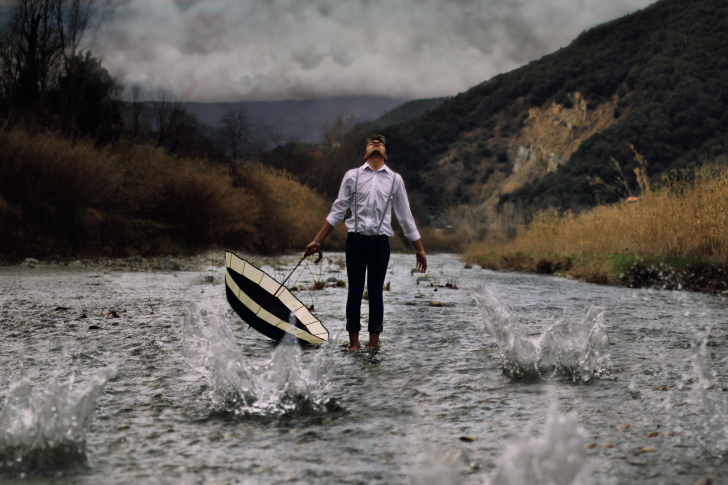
[361,162,390,173]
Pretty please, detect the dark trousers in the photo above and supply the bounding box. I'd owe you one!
[346,232,390,334]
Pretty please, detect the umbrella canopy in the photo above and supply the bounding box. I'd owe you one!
[224,251,329,344]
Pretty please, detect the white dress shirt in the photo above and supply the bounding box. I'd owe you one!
[326,163,421,242]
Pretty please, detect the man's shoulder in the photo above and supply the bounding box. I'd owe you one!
[388,169,401,183]
[343,167,359,180]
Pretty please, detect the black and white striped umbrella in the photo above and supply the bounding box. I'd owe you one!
[224,251,329,344]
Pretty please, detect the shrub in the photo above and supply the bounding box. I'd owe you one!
[237,163,346,254]
[0,128,336,259]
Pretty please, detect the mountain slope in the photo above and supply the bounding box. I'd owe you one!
[187,96,406,143]
[382,0,728,217]
[362,97,450,130]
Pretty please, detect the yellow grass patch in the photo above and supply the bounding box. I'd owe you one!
[466,166,728,283]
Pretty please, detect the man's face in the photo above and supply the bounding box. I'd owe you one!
[365,139,386,160]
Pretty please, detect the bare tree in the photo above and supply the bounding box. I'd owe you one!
[265,132,287,150]
[53,0,113,133]
[6,0,63,112]
[218,107,252,175]
[150,90,189,149]
[319,114,351,148]
[122,84,149,142]
[166,109,200,157]
[0,0,112,123]
[318,115,355,198]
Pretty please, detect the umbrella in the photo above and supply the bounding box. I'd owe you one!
[224,251,329,344]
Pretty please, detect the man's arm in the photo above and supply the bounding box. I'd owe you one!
[304,170,354,257]
[305,221,335,257]
[391,174,427,273]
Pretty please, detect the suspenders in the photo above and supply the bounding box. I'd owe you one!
[352,167,398,235]
[353,168,360,234]
[376,173,398,235]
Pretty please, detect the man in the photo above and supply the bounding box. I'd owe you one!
[305,134,427,350]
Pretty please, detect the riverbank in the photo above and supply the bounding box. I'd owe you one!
[465,251,728,293]
[466,164,728,294]
[7,253,221,272]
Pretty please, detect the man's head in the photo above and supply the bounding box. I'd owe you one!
[364,133,387,161]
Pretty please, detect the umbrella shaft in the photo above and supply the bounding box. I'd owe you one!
[274,257,305,298]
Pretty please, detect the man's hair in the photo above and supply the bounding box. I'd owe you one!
[366,133,386,145]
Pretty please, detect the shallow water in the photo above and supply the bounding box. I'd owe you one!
[1,253,727,484]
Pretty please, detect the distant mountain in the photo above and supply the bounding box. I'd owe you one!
[186,96,407,143]
[382,0,728,218]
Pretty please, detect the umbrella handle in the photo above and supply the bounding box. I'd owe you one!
[273,248,323,298]
[308,248,323,264]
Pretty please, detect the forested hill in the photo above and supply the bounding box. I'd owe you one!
[382,0,728,216]
[362,97,450,130]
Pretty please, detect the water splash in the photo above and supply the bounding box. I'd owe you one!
[182,303,334,417]
[182,303,257,411]
[471,286,611,382]
[0,366,116,472]
[537,306,612,383]
[489,410,592,485]
[688,331,728,451]
[664,326,728,453]
[409,443,461,485]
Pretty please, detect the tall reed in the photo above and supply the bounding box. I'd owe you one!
[467,166,728,265]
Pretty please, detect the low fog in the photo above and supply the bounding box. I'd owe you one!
[97,0,656,102]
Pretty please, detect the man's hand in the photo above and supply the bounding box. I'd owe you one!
[411,238,427,273]
[415,249,427,274]
[304,241,321,258]
[306,222,335,258]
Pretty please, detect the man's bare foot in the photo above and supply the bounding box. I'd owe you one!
[348,343,361,350]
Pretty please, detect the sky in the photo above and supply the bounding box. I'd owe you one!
[85,0,658,102]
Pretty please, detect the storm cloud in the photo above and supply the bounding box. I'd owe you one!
[97,0,656,102]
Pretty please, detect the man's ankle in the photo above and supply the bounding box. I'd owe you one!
[349,331,360,349]
[368,333,380,348]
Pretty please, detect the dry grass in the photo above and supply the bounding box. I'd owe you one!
[236,163,347,254]
[467,166,728,267]
[0,129,123,210]
[466,165,728,292]
[417,226,471,253]
[0,128,341,259]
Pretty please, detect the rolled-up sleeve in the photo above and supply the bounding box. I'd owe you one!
[325,170,353,227]
[392,175,421,242]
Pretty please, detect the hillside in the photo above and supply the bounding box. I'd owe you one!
[382,0,728,220]
[361,97,450,130]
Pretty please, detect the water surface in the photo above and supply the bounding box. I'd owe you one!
[0,253,726,484]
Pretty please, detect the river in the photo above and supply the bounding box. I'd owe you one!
[0,253,726,484]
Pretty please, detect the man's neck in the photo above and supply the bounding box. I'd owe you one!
[366,157,385,171]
